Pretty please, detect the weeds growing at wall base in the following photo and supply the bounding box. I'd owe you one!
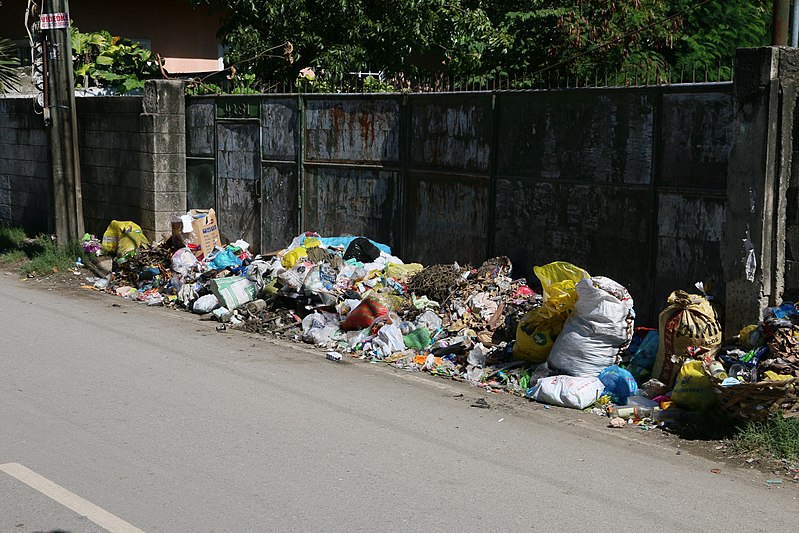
[0,226,88,275]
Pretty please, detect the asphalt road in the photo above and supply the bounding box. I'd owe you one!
[1,272,797,532]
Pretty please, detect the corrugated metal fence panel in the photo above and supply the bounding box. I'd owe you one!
[404,94,492,265]
[261,99,300,250]
[495,90,655,184]
[659,91,733,190]
[217,121,261,251]
[493,180,653,314]
[302,96,402,248]
[305,96,401,162]
[262,99,299,161]
[186,87,735,326]
[654,193,726,310]
[303,167,400,247]
[262,164,299,251]
[492,89,657,315]
[186,98,215,157]
[409,94,491,172]
[651,86,733,314]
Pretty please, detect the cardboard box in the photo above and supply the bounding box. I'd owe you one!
[170,208,222,257]
[190,208,221,257]
[183,209,217,256]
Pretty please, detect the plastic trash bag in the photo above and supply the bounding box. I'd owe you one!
[341,296,388,331]
[547,277,634,377]
[533,261,590,319]
[671,360,717,411]
[210,276,257,310]
[282,246,308,268]
[192,293,219,314]
[467,343,491,367]
[415,310,443,332]
[528,375,605,410]
[385,263,424,281]
[598,365,638,405]
[301,311,340,346]
[101,221,149,257]
[372,323,406,357]
[403,327,431,350]
[209,249,243,270]
[626,330,659,383]
[343,237,381,263]
[513,261,589,363]
[171,248,198,276]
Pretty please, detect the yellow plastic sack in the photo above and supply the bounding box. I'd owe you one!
[533,261,590,319]
[385,263,424,281]
[101,221,149,257]
[282,246,308,268]
[739,324,758,349]
[671,360,717,411]
[513,309,565,363]
[513,261,589,363]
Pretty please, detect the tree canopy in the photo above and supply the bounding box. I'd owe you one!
[191,0,772,89]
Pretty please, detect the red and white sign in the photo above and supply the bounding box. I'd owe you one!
[40,12,70,30]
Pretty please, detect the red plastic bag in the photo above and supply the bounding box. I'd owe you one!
[341,297,388,331]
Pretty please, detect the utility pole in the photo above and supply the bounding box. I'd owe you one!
[42,0,83,242]
[773,0,791,45]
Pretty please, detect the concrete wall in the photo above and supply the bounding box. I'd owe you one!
[1,80,185,241]
[725,47,799,333]
[0,97,49,234]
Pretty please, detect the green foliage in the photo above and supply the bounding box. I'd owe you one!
[0,225,27,252]
[362,75,395,93]
[0,37,21,93]
[670,0,771,71]
[732,416,799,463]
[71,26,161,93]
[190,0,772,88]
[0,227,89,276]
[21,237,87,276]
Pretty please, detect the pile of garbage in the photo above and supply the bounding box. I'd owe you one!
[82,214,799,429]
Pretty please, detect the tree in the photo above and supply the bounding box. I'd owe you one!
[0,38,21,93]
[191,0,773,88]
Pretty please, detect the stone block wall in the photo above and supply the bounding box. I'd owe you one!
[1,80,186,242]
[0,97,49,234]
[77,80,186,240]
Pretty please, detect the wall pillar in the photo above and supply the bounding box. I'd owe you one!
[138,80,186,240]
[724,47,799,334]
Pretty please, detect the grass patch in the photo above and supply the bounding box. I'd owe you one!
[0,249,26,263]
[731,416,799,463]
[20,237,86,276]
[0,226,89,276]
[0,225,26,251]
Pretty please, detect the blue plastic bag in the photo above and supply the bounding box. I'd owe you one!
[626,330,659,383]
[209,249,243,270]
[598,365,638,405]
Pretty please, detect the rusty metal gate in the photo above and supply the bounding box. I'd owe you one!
[185,85,733,324]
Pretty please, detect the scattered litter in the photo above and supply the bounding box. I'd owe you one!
[471,398,490,409]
